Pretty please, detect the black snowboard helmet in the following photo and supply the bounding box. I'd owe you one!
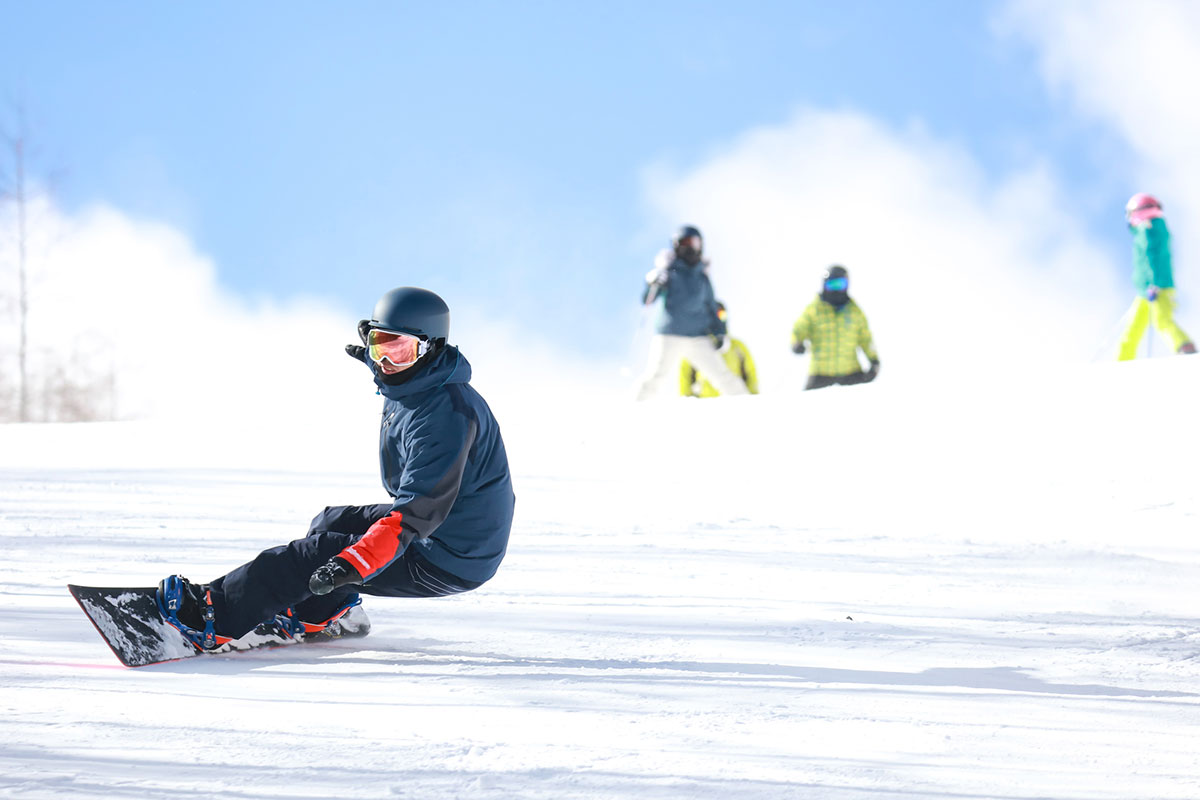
[359,287,450,342]
[672,225,704,266]
[820,265,850,308]
[357,287,450,383]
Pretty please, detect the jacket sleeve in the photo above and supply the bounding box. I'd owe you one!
[856,308,879,362]
[791,305,813,351]
[642,280,660,305]
[337,400,478,581]
[1146,223,1174,289]
[643,251,674,305]
[703,276,727,337]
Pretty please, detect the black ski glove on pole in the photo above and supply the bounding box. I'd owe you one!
[792,341,806,354]
[309,557,363,596]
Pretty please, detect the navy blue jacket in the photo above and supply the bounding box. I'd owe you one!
[644,255,725,337]
[367,346,514,583]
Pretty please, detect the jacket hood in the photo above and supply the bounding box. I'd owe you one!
[372,345,472,401]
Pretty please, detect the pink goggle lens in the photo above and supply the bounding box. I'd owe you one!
[366,329,427,368]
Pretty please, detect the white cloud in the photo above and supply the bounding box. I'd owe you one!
[0,198,373,428]
[0,196,625,436]
[641,109,1128,390]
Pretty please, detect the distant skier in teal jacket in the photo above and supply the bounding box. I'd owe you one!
[1118,193,1195,359]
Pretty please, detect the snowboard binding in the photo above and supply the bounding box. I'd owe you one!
[259,596,365,641]
[156,575,228,651]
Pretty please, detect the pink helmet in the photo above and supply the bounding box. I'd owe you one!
[1125,193,1164,225]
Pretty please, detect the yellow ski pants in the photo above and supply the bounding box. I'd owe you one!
[1117,288,1192,360]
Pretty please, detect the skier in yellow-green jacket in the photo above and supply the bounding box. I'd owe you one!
[791,265,879,391]
[1117,193,1195,360]
[680,302,759,397]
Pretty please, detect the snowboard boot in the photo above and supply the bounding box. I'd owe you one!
[241,608,307,647]
[242,598,369,646]
[321,604,371,639]
[1179,341,1197,355]
[303,598,370,642]
[156,575,230,651]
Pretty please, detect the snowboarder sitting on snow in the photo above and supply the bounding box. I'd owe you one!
[634,225,750,400]
[679,302,759,397]
[1117,193,1196,360]
[157,287,515,651]
[790,265,880,391]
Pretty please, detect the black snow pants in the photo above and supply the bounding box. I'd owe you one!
[208,503,483,638]
[804,370,876,391]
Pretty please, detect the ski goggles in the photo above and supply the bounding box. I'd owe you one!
[365,328,431,368]
[678,235,702,251]
[1127,203,1164,224]
[823,277,848,292]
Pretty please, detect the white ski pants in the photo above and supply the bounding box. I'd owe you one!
[634,334,750,401]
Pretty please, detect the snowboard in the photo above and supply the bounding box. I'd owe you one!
[68,584,367,667]
[69,584,206,667]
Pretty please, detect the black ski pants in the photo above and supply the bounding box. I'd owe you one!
[805,370,876,391]
[209,503,483,639]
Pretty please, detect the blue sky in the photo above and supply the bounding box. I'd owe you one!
[3,3,1137,338]
[3,1,1199,417]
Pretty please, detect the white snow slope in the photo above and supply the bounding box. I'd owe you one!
[1,359,1199,799]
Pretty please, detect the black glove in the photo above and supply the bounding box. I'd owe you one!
[308,557,362,596]
[867,359,880,379]
[345,344,366,362]
[792,341,806,354]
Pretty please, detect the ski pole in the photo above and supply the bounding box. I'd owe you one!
[1091,304,1137,362]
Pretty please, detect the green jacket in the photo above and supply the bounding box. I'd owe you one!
[680,337,758,398]
[1131,217,1175,294]
[791,297,878,377]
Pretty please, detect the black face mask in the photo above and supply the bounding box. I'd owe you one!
[374,341,443,385]
[677,245,702,266]
[820,289,849,308]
